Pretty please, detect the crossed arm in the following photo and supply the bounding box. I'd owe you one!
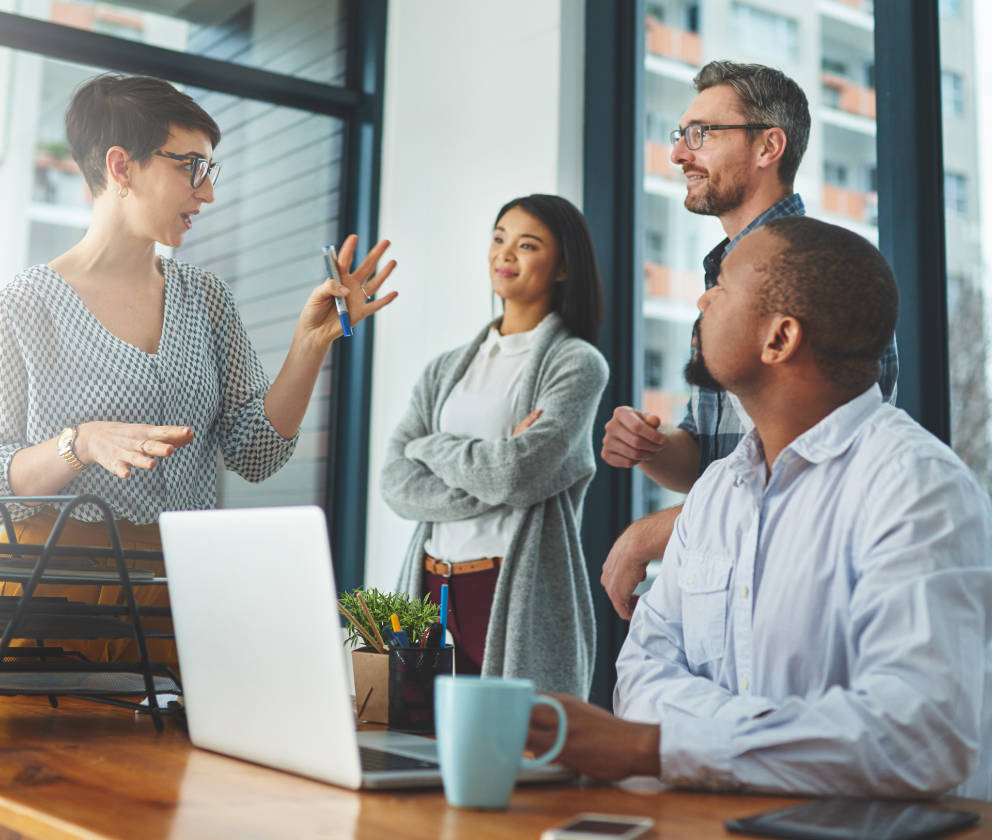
[382,343,607,520]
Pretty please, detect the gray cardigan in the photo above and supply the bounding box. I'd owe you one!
[385,314,608,698]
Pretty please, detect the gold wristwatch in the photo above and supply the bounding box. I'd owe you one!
[56,426,85,472]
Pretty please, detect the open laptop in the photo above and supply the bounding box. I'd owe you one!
[159,505,570,790]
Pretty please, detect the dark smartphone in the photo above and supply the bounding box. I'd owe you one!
[726,798,979,840]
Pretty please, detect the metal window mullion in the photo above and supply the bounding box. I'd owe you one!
[325,0,388,594]
[581,0,644,708]
[873,0,950,441]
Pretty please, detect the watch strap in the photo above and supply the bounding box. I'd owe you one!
[58,427,85,472]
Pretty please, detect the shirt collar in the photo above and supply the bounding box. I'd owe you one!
[724,383,884,477]
[482,311,559,356]
[702,194,806,284]
[723,193,806,260]
[788,384,883,464]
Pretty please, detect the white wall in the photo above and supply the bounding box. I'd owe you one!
[365,0,586,588]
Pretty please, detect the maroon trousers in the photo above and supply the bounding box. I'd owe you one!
[424,564,499,676]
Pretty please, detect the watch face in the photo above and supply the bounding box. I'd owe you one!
[57,427,74,451]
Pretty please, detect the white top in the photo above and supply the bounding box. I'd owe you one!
[423,316,548,562]
[615,385,992,799]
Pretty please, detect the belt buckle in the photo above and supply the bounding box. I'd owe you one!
[439,560,453,578]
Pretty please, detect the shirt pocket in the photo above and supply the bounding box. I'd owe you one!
[677,550,733,667]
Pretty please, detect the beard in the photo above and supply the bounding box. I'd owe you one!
[684,172,748,217]
[684,318,725,392]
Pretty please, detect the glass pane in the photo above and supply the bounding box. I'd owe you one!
[638,0,879,522]
[14,0,347,85]
[178,87,344,509]
[940,1,992,490]
[0,48,345,509]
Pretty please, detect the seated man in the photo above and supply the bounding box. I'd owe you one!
[528,217,992,799]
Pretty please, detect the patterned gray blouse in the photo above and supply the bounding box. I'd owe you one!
[0,259,297,523]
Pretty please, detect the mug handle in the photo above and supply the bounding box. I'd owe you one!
[520,695,567,769]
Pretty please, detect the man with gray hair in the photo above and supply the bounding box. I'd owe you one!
[600,61,898,618]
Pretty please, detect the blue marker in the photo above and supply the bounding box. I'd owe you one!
[439,583,449,648]
[322,245,352,338]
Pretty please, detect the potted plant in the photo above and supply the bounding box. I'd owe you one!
[338,588,439,724]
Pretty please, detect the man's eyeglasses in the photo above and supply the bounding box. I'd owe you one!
[670,123,774,151]
[153,150,221,189]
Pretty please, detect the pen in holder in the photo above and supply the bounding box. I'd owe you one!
[387,645,454,733]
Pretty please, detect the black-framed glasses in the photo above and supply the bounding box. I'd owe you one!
[153,150,221,188]
[669,123,774,150]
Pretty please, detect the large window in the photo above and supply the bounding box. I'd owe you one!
[0,2,381,542]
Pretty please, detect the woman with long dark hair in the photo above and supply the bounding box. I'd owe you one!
[384,194,607,697]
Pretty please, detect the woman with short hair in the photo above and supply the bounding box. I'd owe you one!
[0,74,397,662]
[384,194,607,698]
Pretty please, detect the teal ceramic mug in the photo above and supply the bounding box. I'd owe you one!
[434,675,567,809]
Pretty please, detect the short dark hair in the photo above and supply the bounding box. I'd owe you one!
[694,61,810,188]
[758,217,897,395]
[66,73,221,194]
[494,194,604,344]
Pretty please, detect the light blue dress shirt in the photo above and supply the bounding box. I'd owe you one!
[616,386,992,799]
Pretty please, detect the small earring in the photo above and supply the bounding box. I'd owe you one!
[119,185,129,198]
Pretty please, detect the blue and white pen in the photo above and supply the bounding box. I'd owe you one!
[322,245,352,338]
[439,583,449,648]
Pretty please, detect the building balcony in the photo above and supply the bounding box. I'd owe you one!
[34,154,91,208]
[645,140,679,179]
[818,0,874,31]
[821,72,876,119]
[644,261,702,305]
[830,0,873,11]
[645,17,701,67]
[822,184,877,225]
[642,388,687,427]
[51,1,143,31]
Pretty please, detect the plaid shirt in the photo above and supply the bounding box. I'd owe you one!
[678,194,899,473]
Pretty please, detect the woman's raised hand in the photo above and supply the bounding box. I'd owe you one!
[301,235,398,346]
[75,422,194,479]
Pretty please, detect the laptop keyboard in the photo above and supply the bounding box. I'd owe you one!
[359,745,438,772]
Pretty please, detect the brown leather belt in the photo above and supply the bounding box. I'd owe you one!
[424,554,502,578]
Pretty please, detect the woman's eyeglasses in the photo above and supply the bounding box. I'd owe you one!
[153,150,221,189]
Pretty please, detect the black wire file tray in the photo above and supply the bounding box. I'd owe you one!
[0,494,181,731]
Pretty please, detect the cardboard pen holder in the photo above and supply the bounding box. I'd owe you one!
[352,647,390,724]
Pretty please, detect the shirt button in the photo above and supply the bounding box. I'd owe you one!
[740,586,749,598]
[741,676,750,691]
[688,574,696,585]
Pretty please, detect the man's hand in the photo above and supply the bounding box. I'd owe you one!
[528,693,660,781]
[601,506,681,619]
[601,406,666,468]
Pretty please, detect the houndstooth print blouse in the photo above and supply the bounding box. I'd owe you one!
[0,259,298,523]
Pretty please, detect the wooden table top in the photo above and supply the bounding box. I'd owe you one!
[0,695,987,839]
